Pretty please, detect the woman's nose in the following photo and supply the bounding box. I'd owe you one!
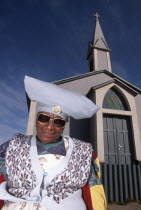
[46,120,55,130]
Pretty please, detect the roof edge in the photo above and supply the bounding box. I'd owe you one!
[91,78,138,96]
[53,69,141,94]
[53,70,105,84]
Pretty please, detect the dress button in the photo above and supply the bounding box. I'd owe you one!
[36,196,40,202]
[44,172,48,176]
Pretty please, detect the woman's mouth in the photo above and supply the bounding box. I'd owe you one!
[43,132,55,136]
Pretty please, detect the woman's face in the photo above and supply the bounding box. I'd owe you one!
[36,111,65,143]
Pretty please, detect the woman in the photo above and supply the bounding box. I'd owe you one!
[0,76,106,210]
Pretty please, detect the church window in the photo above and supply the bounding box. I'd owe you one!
[103,87,129,110]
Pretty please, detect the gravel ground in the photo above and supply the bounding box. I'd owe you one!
[107,202,141,210]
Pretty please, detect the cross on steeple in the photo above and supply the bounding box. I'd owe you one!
[87,12,111,72]
[92,13,101,21]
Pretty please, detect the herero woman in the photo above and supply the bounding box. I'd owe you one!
[0,76,106,210]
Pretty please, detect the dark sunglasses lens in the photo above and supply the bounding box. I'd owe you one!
[38,114,50,123]
[54,119,65,128]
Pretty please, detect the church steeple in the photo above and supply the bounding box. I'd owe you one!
[87,13,112,72]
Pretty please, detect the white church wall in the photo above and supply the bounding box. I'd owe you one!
[26,101,37,135]
[97,50,109,71]
[58,73,112,95]
[135,94,141,146]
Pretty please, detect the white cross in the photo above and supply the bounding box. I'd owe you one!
[92,13,101,21]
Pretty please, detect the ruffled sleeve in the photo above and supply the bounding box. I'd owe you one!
[82,152,107,210]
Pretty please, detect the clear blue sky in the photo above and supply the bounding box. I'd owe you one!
[0,0,141,143]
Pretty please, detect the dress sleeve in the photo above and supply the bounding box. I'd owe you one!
[82,152,107,210]
[89,152,107,210]
[0,140,10,179]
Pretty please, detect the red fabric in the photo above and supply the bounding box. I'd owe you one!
[92,151,97,160]
[0,174,6,209]
[82,183,93,210]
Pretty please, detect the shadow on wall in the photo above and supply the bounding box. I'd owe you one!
[70,117,90,142]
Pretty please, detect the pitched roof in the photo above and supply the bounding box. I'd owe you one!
[92,13,110,50]
[53,69,141,95]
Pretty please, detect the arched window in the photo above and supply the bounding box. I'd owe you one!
[103,87,129,110]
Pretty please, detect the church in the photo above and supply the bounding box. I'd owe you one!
[26,14,141,203]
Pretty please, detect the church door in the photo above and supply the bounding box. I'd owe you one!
[103,114,134,164]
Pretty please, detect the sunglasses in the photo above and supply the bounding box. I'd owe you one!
[37,113,66,128]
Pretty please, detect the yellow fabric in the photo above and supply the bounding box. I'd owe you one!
[90,155,107,210]
[90,185,107,210]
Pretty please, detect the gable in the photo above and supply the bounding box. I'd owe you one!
[56,72,112,96]
[54,70,141,97]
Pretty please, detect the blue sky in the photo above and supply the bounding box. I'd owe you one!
[0,0,141,143]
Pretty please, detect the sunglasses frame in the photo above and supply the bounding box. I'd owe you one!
[37,113,66,128]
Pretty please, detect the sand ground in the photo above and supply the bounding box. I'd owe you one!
[107,202,141,210]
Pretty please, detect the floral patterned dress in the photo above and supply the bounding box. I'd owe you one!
[0,136,107,210]
[1,137,69,210]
